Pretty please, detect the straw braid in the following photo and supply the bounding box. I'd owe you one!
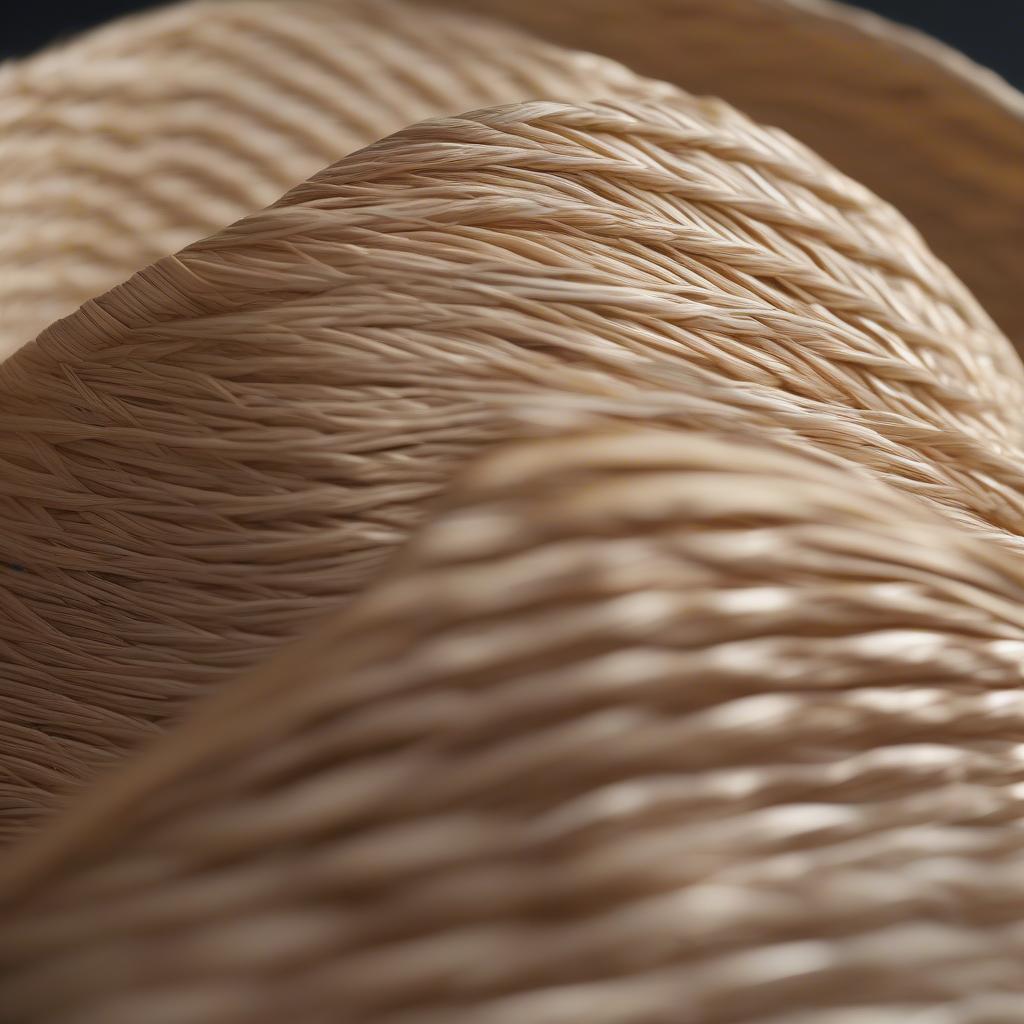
[5,0,1022,357]
[426,0,1024,348]
[0,0,675,356]
[2,3,1024,1019]
[4,408,1024,1021]
[3,94,1023,842]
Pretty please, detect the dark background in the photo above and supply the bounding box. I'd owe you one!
[2,1,1022,89]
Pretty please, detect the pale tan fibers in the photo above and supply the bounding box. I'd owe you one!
[0,0,674,355]
[5,405,1024,1021]
[4,94,1024,842]
[427,0,1024,347]
[2,1,1024,1020]
[4,0,1023,355]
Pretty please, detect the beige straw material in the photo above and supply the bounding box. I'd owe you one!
[5,405,1024,1021]
[429,0,1024,349]
[4,0,1024,358]
[0,0,677,356]
[5,91,1024,844]
[3,2,1024,1019]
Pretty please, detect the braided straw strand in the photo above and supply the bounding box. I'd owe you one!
[4,403,1024,1021]
[5,0,1023,355]
[3,94,1023,842]
[0,0,674,356]
[425,0,1024,349]
[1,2,1024,1020]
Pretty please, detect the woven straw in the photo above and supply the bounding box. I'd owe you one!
[431,0,1024,348]
[3,0,1022,356]
[0,0,674,355]
[2,1,1024,1020]
[7,403,1024,1021]
[5,89,1024,840]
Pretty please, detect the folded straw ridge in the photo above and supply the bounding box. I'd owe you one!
[5,407,1024,1021]
[2,1,1024,1020]
[4,92,1023,841]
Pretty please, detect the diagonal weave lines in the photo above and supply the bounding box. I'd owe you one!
[0,0,673,355]
[1,1,1024,1020]
[4,407,1024,1021]
[3,93,1024,843]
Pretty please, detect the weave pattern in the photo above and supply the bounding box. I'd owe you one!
[0,0,672,355]
[4,96,1023,842]
[428,0,1024,348]
[5,406,1024,1021]
[4,0,1022,354]
[2,0,1024,1020]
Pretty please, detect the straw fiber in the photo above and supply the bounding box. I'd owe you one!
[4,0,1022,355]
[1,1,1024,1020]
[5,90,1024,839]
[432,0,1024,349]
[7,406,1024,1021]
[0,0,673,355]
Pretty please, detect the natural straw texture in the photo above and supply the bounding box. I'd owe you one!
[5,93,1024,843]
[429,0,1024,348]
[0,0,673,356]
[3,1,1024,1020]
[4,0,1023,355]
[5,406,1024,1022]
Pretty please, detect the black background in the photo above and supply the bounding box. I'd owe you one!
[2,1,1022,89]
